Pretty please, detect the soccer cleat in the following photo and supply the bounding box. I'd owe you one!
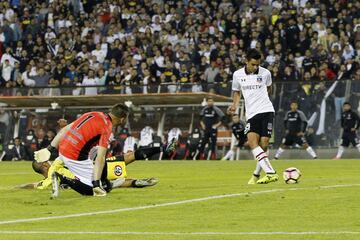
[256,173,279,184]
[273,157,279,160]
[134,178,159,187]
[248,175,260,184]
[51,172,59,198]
[332,156,340,160]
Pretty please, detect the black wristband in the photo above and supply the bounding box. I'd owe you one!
[47,145,57,153]
[92,180,101,188]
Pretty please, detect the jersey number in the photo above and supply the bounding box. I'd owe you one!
[76,115,94,129]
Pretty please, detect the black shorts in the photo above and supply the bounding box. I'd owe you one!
[282,133,307,146]
[341,132,359,147]
[245,112,274,138]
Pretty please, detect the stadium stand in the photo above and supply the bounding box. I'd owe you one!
[0,0,359,158]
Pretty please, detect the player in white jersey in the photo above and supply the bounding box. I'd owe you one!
[139,126,154,147]
[168,128,182,143]
[123,136,138,153]
[228,49,279,184]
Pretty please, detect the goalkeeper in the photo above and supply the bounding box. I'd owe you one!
[18,152,158,191]
[34,104,175,197]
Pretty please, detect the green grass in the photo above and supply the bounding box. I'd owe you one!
[0,160,359,240]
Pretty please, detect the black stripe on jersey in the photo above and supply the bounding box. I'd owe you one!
[76,115,94,130]
[78,134,101,160]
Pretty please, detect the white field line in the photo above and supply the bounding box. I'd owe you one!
[0,231,359,236]
[0,183,359,226]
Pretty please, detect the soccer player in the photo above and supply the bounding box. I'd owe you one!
[34,103,175,197]
[196,97,225,160]
[19,154,158,190]
[228,49,279,184]
[167,127,182,159]
[334,102,360,159]
[221,115,248,160]
[274,101,317,160]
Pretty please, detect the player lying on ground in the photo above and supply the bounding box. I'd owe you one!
[17,153,158,190]
[221,115,249,160]
[48,144,174,197]
[34,103,175,197]
[274,101,317,160]
[228,49,279,184]
[334,102,360,159]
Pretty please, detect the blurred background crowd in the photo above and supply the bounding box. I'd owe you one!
[0,0,360,158]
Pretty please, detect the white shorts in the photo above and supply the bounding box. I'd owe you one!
[60,154,93,186]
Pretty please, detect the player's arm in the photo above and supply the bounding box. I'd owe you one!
[228,71,242,115]
[15,183,38,189]
[34,123,73,162]
[228,90,241,115]
[200,121,206,130]
[284,112,289,134]
[92,127,113,196]
[92,145,107,196]
[298,111,308,136]
[267,86,272,94]
[49,123,73,149]
[199,107,206,130]
[213,106,225,128]
[353,112,360,131]
[93,146,107,181]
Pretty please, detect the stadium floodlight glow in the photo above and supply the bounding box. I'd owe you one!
[51,102,59,110]
[124,101,133,108]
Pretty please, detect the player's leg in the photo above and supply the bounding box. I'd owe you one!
[254,113,278,184]
[350,133,360,153]
[52,156,94,196]
[302,140,317,159]
[246,120,263,184]
[222,149,233,160]
[198,130,210,160]
[210,128,217,160]
[274,135,292,159]
[334,133,349,159]
[53,172,93,196]
[247,132,269,184]
[112,178,159,188]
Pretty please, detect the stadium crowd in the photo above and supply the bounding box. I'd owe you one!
[0,0,360,153]
[0,0,358,105]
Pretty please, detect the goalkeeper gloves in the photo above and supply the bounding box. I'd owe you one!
[34,145,56,162]
[92,180,107,197]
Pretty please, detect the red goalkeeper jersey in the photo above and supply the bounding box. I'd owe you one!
[59,112,113,160]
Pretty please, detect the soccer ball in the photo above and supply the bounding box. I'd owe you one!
[283,167,301,184]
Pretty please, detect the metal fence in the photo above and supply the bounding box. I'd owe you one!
[0,79,359,149]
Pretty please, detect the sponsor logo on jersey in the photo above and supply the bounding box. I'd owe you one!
[114,165,123,176]
[242,85,262,90]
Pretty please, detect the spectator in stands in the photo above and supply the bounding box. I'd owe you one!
[6,137,30,161]
[82,69,99,95]
[204,61,219,92]
[39,129,56,150]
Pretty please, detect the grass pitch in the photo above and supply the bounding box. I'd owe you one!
[0,159,359,240]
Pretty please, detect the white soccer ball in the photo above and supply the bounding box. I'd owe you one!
[283,167,301,184]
